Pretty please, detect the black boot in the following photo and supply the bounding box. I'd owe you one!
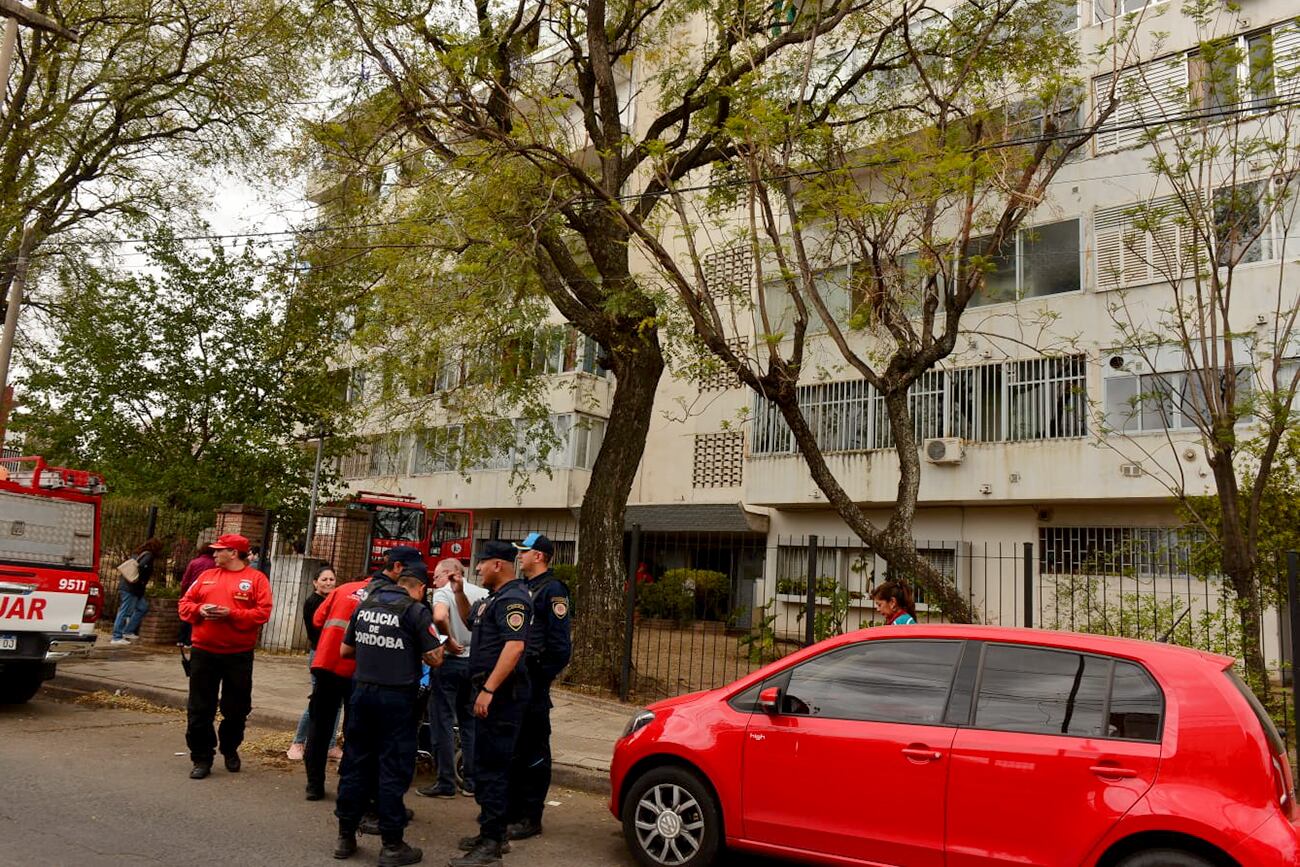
[189,763,211,780]
[305,782,325,801]
[378,841,423,867]
[448,839,502,867]
[223,752,241,773]
[333,832,358,860]
[505,818,542,840]
[456,835,510,853]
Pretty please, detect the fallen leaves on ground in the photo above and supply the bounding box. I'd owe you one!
[73,690,182,715]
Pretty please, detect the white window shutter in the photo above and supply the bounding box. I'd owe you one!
[1094,204,1128,290]
[1274,19,1300,99]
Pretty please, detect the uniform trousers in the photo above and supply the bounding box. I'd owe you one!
[185,648,254,764]
[507,672,553,824]
[336,682,420,843]
[305,668,353,791]
[473,675,530,842]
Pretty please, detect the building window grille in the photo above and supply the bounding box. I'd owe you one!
[693,431,744,488]
[750,354,1088,456]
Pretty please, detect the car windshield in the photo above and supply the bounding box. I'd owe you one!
[370,505,424,541]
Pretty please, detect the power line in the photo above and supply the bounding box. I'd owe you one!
[22,94,1300,258]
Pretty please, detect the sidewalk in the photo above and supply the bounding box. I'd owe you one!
[51,638,633,796]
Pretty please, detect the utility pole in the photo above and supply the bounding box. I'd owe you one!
[0,3,77,442]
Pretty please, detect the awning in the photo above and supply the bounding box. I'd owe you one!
[619,503,769,534]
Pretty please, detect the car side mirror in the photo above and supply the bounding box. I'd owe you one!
[758,686,781,714]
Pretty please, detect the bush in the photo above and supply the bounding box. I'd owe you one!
[636,570,696,622]
[145,581,182,600]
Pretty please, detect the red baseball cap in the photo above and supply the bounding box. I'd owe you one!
[211,533,251,555]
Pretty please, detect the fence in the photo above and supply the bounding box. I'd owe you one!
[99,501,216,622]
[486,519,1296,779]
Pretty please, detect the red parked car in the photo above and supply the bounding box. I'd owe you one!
[610,625,1298,867]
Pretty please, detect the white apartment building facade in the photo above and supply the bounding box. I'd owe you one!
[329,0,1300,627]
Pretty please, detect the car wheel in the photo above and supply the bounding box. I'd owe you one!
[0,662,44,704]
[1116,849,1217,867]
[622,765,721,867]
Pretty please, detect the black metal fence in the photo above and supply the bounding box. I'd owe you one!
[482,518,1296,777]
[99,500,215,619]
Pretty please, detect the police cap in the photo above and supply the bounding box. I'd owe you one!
[477,540,517,563]
[385,545,424,567]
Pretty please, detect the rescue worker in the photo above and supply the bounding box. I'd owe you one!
[334,559,445,866]
[177,533,273,780]
[309,547,426,802]
[450,540,533,867]
[505,533,571,841]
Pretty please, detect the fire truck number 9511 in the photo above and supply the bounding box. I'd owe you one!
[57,578,89,592]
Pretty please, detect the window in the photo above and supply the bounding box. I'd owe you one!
[750,354,1088,456]
[1104,365,1252,433]
[760,263,856,336]
[967,219,1081,306]
[412,425,462,474]
[1109,661,1163,740]
[367,433,410,477]
[569,414,606,469]
[1093,57,1187,153]
[1094,195,1189,290]
[1093,0,1156,23]
[369,504,424,541]
[781,640,964,724]
[974,645,1110,737]
[1007,356,1089,441]
[1190,33,1276,114]
[1214,180,1276,265]
[1039,526,1195,578]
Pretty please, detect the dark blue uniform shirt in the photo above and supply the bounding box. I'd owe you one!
[468,578,533,681]
[345,584,440,687]
[525,569,573,683]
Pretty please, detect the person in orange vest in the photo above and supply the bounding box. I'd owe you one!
[177,533,273,780]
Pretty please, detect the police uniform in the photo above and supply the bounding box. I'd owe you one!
[466,562,533,846]
[506,548,572,833]
[335,576,441,851]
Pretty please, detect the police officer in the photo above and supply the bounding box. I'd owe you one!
[449,540,532,867]
[504,533,571,841]
[334,560,445,867]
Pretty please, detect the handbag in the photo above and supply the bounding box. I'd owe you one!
[116,555,140,584]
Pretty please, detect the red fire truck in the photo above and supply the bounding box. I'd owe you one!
[0,457,105,704]
[349,492,474,575]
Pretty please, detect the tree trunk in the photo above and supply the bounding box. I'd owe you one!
[1210,454,1270,698]
[771,380,975,623]
[570,331,665,692]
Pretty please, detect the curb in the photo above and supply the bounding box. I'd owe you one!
[46,672,611,798]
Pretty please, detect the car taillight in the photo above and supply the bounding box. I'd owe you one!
[83,585,102,623]
[1271,753,1296,820]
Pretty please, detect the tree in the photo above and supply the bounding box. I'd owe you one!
[1095,3,1300,687]
[323,0,1128,680]
[14,230,355,517]
[0,0,316,303]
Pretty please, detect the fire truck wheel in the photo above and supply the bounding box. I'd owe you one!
[0,661,45,704]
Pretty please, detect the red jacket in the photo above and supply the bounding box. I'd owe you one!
[178,565,273,653]
[311,579,371,678]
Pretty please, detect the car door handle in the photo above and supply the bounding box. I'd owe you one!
[1090,764,1139,779]
[902,747,943,762]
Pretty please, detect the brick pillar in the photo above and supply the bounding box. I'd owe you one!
[308,505,374,580]
[216,504,267,544]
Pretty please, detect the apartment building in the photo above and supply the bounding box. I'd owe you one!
[325,0,1300,622]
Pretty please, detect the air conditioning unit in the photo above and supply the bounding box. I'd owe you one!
[924,437,964,465]
[1120,463,1143,478]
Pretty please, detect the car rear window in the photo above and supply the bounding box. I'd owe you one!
[1225,668,1286,756]
[974,644,1110,737]
[1108,661,1163,740]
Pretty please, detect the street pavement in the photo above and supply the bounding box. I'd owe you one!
[0,697,634,867]
[51,640,629,793]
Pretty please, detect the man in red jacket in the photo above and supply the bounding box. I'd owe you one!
[177,533,273,780]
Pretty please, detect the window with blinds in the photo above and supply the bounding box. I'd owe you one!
[1094,55,1188,153]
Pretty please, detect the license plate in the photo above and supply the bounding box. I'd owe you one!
[0,635,16,651]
